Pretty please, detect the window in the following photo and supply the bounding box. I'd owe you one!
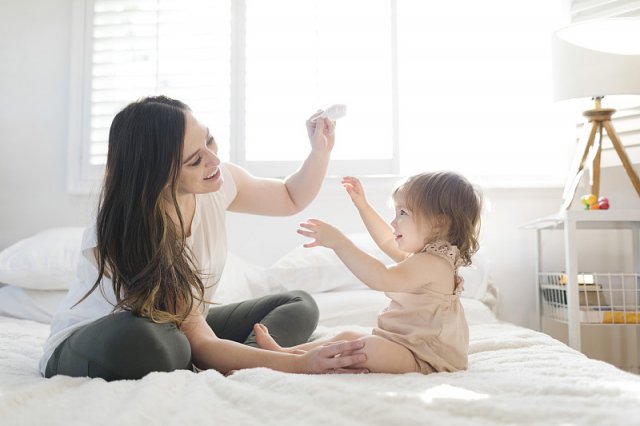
[68,0,395,192]
[68,0,231,192]
[241,0,395,177]
[395,0,571,185]
[69,0,573,193]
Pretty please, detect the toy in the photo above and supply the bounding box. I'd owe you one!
[580,194,595,210]
[580,193,610,210]
[580,194,596,206]
[598,196,610,210]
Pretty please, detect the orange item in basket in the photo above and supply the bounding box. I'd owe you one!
[602,311,640,324]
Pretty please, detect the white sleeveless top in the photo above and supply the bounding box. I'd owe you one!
[39,164,237,375]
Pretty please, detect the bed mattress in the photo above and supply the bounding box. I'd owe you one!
[2,306,640,425]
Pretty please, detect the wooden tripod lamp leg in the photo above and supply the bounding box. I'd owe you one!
[562,120,599,210]
[603,120,640,197]
[592,125,602,199]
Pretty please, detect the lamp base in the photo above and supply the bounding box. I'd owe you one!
[561,101,640,210]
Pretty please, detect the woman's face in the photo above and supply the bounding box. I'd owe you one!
[177,112,223,196]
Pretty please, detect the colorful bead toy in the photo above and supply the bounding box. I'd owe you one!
[580,194,610,210]
[598,196,610,210]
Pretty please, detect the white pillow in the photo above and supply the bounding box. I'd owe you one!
[0,228,84,290]
[267,232,490,299]
[0,285,67,323]
[458,247,490,299]
[267,234,395,294]
[0,226,274,301]
[312,289,388,327]
[214,253,271,304]
[312,290,498,328]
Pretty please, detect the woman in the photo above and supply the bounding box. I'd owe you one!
[40,96,367,380]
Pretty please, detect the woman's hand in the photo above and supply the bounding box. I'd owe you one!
[298,219,348,250]
[306,111,336,153]
[255,322,368,374]
[301,340,368,374]
[341,176,369,210]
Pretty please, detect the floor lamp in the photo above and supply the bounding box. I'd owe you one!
[552,19,640,210]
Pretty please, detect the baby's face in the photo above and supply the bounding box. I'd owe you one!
[390,202,433,253]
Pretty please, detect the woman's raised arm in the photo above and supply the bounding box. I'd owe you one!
[227,114,335,216]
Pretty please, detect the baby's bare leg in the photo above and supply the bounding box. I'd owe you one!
[256,325,417,372]
[290,330,367,351]
[253,324,283,351]
[254,324,367,352]
[354,335,418,373]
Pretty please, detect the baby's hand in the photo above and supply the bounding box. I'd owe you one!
[297,219,347,250]
[341,176,368,210]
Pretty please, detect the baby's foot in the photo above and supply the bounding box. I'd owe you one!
[254,323,283,352]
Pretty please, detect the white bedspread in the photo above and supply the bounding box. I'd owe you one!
[2,316,640,425]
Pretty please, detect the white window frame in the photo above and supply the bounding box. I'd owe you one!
[68,0,102,194]
[67,0,399,193]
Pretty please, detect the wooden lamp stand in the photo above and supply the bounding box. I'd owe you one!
[562,97,640,210]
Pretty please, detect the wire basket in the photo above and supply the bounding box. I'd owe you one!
[539,273,640,324]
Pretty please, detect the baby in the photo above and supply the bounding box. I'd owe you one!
[256,171,482,374]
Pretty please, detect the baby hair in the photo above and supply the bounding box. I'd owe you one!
[392,171,482,265]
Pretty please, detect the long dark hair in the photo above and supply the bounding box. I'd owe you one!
[393,171,482,266]
[77,96,205,324]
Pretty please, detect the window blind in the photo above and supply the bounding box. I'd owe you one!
[571,0,640,21]
[88,0,231,166]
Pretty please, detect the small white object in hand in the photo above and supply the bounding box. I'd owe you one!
[320,104,347,120]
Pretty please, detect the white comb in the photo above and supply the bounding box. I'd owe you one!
[320,104,347,120]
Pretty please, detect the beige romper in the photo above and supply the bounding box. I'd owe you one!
[372,240,469,374]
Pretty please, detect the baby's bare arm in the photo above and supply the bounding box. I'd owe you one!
[332,246,448,293]
[298,220,452,293]
[342,176,408,262]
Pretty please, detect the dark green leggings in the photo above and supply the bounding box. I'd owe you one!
[45,290,318,381]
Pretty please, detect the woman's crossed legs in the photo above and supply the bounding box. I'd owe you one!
[45,290,319,381]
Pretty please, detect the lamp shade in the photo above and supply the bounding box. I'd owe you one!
[552,18,640,103]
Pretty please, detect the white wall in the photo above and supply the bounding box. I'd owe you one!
[2,0,639,330]
[0,0,97,247]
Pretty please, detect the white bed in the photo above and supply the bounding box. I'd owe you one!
[1,229,640,425]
